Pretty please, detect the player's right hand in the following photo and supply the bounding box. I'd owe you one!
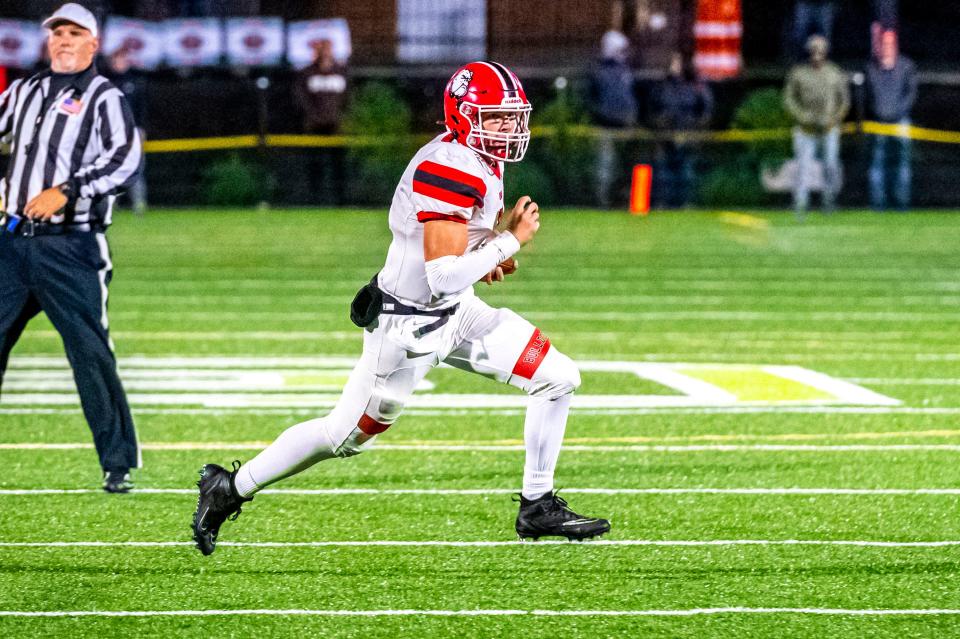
[508,196,540,245]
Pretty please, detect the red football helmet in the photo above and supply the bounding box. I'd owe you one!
[443,61,532,163]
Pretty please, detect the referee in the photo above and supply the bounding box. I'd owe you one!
[0,4,143,493]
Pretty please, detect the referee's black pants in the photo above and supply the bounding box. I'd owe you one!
[0,230,139,473]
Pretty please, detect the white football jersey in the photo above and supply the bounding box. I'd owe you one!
[377,133,505,309]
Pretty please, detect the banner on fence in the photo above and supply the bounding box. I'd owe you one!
[164,18,223,67]
[0,20,44,69]
[103,17,165,70]
[226,17,285,67]
[287,19,351,69]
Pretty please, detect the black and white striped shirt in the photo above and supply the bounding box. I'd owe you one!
[0,64,143,228]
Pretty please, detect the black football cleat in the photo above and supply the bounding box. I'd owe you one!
[515,491,611,541]
[192,461,252,555]
[103,470,133,494]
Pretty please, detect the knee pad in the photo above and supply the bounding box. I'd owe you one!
[529,350,581,399]
[365,393,404,424]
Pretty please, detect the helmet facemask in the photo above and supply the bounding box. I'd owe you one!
[460,102,531,163]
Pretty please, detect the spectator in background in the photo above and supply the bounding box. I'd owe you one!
[871,0,899,59]
[588,29,638,209]
[865,29,916,211]
[784,35,849,219]
[650,52,713,209]
[293,39,348,204]
[294,39,347,135]
[103,46,148,214]
[791,0,837,60]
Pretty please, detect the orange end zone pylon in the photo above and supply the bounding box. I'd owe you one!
[629,164,652,216]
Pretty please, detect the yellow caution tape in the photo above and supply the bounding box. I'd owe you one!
[264,133,435,148]
[143,135,260,153]
[142,121,960,153]
[861,121,960,144]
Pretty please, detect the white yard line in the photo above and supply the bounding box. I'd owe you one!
[17,316,960,340]
[4,406,960,417]
[849,378,960,386]
[2,607,960,618]
[765,366,901,406]
[2,487,960,496]
[4,442,960,452]
[0,539,959,549]
[118,271,960,282]
[0,392,732,409]
[634,353,960,362]
[523,311,960,322]
[6,355,362,369]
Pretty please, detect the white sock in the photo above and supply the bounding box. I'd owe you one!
[233,417,338,498]
[521,393,571,500]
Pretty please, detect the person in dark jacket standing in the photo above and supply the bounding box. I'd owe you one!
[292,38,348,204]
[865,29,916,211]
[588,29,638,209]
[0,4,143,493]
[650,52,713,209]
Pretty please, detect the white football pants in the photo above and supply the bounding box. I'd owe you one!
[234,293,580,499]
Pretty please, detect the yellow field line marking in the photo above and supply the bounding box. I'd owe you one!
[386,430,960,446]
[717,212,770,230]
[2,431,959,451]
[5,605,960,618]
[4,442,960,452]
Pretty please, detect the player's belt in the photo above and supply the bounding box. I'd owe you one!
[379,291,459,337]
[1,215,102,237]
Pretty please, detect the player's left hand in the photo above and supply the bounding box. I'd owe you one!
[24,187,67,220]
[479,258,518,285]
[481,265,504,285]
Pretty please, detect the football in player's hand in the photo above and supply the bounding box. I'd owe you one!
[498,257,518,275]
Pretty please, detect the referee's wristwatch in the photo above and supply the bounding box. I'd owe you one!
[57,182,73,198]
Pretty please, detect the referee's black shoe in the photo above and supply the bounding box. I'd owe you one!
[103,470,133,494]
[192,461,252,556]
[515,491,611,541]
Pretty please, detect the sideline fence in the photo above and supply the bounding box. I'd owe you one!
[143,122,960,154]
[126,121,960,209]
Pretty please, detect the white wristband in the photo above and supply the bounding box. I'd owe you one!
[424,232,521,297]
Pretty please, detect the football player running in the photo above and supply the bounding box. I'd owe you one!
[192,61,611,555]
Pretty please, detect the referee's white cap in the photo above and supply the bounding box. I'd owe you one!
[42,3,99,38]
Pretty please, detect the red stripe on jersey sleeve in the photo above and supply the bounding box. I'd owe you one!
[412,179,480,209]
[417,211,469,224]
[417,160,487,197]
[512,328,552,380]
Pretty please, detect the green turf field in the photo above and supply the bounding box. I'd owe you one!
[2,208,960,638]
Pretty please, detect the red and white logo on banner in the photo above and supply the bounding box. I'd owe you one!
[103,17,164,70]
[287,19,351,69]
[0,20,44,69]
[164,18,223,67]
[226,17,284,67]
